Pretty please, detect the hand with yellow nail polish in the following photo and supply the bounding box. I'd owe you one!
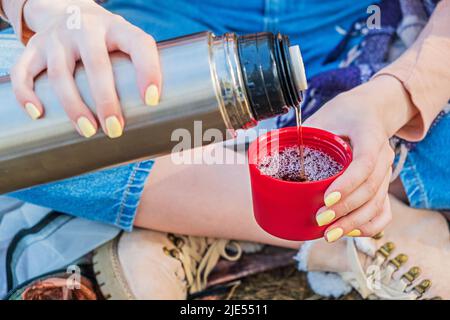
[10,0,162,139]
[306,76,418,238]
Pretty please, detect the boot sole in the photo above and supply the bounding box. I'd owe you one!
[92,235,136,300]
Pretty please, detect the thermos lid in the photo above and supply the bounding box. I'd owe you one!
[237,33,306,121]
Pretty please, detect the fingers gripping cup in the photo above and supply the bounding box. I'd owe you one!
[248,127,353,241]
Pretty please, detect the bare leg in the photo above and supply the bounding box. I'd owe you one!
[134,143,301,249]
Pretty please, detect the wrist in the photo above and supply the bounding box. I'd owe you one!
[23,0,94,32]
[350,75,418,138]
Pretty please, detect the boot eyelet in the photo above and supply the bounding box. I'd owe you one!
[163,247,180,259]
[372,231,384,240]
[401,266,421,284]
[167,233,177,243]
[175,238,185,248]
[414,279,432,298]
[377,242,395,258]
[388,253,408,270]
[170,249,180,259]
[163,246,171,256]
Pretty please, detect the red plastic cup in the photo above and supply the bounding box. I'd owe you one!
[248,127,353,241]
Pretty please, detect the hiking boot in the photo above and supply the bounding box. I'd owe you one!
[296,195,450,299]
[92,229,252,299]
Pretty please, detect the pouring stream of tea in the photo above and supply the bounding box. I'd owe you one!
[294,103,306,181]
[288,45,308,181]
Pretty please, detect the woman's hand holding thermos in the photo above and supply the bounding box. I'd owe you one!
[11,0,162,138]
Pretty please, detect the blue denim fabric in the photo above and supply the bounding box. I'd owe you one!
[10,161,154,231]
[399,108,450,210]
[5,0,449,231]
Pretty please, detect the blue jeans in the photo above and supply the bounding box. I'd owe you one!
[5,0,450,230]
[399,109,450,210]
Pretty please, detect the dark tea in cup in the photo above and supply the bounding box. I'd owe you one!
[248,127,352,241]
[258,145,343,183]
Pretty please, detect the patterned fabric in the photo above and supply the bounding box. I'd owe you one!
[277,0,444,150]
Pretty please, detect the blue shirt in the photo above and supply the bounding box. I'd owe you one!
[103,0,376,76]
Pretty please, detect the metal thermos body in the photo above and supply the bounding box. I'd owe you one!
[0,31,306,193]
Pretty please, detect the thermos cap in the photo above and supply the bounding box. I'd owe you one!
[237,32,306,121]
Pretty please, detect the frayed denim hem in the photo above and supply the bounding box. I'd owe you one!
[399,154,430,209]
[114,160,154,231]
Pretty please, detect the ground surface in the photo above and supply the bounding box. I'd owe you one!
[195,247,361,300]
[227,266,361,300]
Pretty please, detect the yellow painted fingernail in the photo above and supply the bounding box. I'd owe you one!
[77,116,96,138]
[105,116,123,139]
[25,102,41,120]
[316,210,335,227]
[326,228,344,243]
[145,84,159,106]
[325,191,341,207]
[347,229,362,237]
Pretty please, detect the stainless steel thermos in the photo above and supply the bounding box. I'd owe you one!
[0,31,307,193]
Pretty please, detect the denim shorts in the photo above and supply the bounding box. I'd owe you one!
[3,0,450,230]
[10,161,154,231]
[399,107,450,210]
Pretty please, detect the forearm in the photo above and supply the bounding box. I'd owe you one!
[374,0,450,141]
[23,0,96,32]
[346,75,418,139]
[1,0,97,43]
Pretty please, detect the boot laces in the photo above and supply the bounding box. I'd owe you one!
[341,238,438,300]
[165,234,242,294]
